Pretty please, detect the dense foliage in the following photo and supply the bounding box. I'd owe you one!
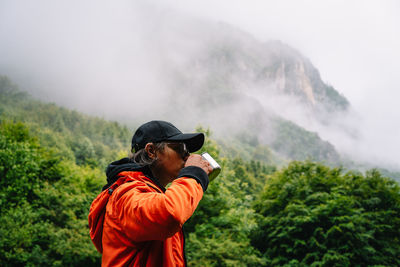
[0,120,102,266]
[185,128,276,266]
[1,75,400,266]
[251,161,400,266]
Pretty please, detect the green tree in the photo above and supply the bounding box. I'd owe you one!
[0,120,101,266]
[185,127,269,266]
[251,161,400,266]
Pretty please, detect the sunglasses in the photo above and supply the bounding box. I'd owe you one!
[166,142,190,158]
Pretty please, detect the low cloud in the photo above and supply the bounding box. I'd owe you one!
[0,0,399,170]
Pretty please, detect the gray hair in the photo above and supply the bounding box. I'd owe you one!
[129,142,166,166]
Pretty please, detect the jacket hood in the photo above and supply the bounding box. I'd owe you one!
[103,158,150,191]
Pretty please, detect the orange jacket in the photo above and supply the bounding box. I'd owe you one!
[88,165,207,266]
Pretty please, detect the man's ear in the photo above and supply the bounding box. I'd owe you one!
[145,143,156,159]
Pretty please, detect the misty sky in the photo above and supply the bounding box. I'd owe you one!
[166,0,400,167]
[0,0,399,168]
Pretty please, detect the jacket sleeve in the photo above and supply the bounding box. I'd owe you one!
[113,168,207,242]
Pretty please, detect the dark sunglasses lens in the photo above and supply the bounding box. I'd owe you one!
[181,143,189,157]
[169,143,189,157]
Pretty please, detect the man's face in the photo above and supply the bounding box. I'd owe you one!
[154,143,189,183]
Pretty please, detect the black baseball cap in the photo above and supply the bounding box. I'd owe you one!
[131,120,205,153]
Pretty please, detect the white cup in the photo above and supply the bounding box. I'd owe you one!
[201,152,221,181]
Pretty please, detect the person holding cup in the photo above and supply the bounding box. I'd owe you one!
[89,120,213,266]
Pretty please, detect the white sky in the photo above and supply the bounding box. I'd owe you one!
[0,0,399,168]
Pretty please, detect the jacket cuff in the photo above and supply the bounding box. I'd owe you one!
[177,166,209,192]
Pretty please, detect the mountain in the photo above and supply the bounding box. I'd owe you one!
[149,22,350,164]
[0,17,368,168]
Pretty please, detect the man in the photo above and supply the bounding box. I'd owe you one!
[88,120,212,266]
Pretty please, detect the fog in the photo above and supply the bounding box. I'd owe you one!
[165,0,400,169]
[0,0,399,170]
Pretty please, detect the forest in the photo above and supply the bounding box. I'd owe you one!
[1,75,400,266]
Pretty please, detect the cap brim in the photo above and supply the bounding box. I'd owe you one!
[167,133,205,152]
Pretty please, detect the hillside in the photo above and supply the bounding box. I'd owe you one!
[0,76,131,168]
[1,76,400,266]
[1,70,344,168]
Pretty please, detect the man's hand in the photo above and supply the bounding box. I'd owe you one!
[185,154,213,175]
